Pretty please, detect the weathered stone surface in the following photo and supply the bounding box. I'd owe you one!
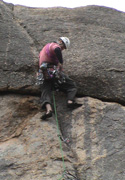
[57,96,125,180]
[0,94,39,142]
[0,95,75,180]
[0,95,125,180]
[0,1,125,103]
[0,1,38,93]
[0,1,125,180]
[13,5,125,103]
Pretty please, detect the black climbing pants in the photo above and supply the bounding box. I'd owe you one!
[40,73,77,109]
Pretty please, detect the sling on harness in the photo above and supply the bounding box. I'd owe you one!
[36,62,65,86]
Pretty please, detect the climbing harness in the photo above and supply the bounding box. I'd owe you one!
[40,63,61,80]
[53,91,79,180]
[36,63,66,86]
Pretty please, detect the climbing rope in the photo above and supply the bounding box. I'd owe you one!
[52,91,66,180]
[52,91,79,180]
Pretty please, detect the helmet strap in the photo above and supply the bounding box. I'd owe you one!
[58,40,66,50]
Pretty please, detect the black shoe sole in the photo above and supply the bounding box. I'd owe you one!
[41,111,52,120]
[67,103,82,109]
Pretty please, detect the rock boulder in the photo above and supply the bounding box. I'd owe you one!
[0,1,125,180]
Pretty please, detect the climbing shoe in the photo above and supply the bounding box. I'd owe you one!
[41,110,53,120]
[67,102,82,109]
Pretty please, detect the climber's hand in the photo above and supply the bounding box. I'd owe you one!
[58,63,63,72]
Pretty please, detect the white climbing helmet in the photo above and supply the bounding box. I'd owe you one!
[59,37,70,49]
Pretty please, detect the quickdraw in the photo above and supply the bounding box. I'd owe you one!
[58,134,70,145]
[63,170,79,180]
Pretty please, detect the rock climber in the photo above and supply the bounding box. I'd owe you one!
[39,37,82,120]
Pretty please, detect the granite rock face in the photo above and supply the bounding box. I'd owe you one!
[0,1,125,103]
[0,1,38,93]
[0,95,125,180]
[0,1,125,180]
